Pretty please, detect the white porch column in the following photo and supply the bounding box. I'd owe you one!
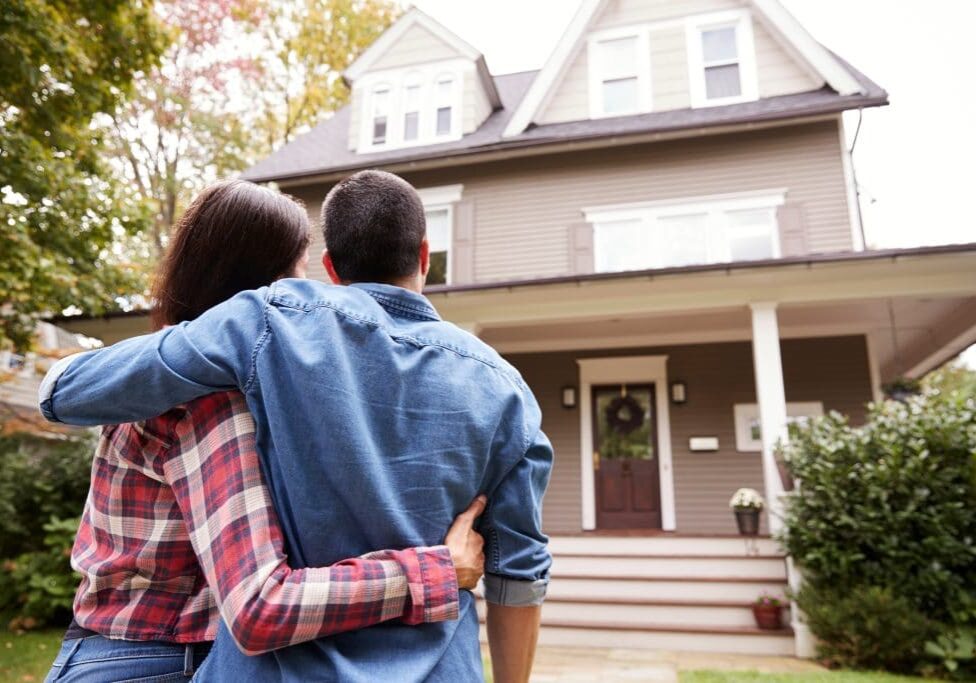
[749,302,788,535]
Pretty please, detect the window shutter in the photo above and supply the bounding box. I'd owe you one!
[569,221,595,274]
[776,205,807,257]
[452,200,475,284]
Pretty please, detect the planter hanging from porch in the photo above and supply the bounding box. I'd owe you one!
[729,488,765,536]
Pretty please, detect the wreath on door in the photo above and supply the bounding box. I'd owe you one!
[605,394,644,435]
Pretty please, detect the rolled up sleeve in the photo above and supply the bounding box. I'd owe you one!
[480,429,553,607]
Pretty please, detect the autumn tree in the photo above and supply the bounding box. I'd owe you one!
[0,0,165,350]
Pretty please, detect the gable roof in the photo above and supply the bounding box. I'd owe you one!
[502,0,868,137]
[241,63,885,185]
[343,6,500,109]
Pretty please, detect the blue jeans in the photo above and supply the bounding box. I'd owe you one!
[44,635,211,683]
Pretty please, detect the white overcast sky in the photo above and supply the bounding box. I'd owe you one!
[402,0,976,251]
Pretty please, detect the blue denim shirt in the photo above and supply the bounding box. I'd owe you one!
[40,280,552,682]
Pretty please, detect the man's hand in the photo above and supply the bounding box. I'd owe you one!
[444,495,487,590]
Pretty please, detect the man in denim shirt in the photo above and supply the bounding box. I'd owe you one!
[39,171,552,682]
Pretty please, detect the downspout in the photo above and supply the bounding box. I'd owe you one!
[848,108,869,250]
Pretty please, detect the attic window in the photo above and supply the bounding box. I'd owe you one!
[687,10,758,107]
[435,78,454,136]
[403,82,421,142]
[372,87,390,145]
[588,30,651,118]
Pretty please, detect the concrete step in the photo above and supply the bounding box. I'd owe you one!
[478,622,795,656]
[545,575,788,602]
[551,554,788,580]
[548,535,783,558]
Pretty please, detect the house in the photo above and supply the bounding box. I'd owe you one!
[59,0,976,657]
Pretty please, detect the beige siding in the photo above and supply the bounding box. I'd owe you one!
[370,23,462,71]
[463,70,492,134]
[538,0,819,125]
[506,335,873,535]
[395,120,852,284]
[753,19,820,97]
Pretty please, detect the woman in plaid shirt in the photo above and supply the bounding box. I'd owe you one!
[45,180,485,682]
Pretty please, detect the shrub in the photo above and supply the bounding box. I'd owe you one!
[0,433,93,628]
[781,390,976,675]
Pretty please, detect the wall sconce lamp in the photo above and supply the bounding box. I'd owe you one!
[670,381,687,405]
[561,385,577,409]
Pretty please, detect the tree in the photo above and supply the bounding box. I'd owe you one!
[107,0,399,259]
[923,358,976,398]
[0,0,165,350]
[251,0,400,155]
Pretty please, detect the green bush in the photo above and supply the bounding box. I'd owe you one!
[781,391,976,676]
[0,433,93,628]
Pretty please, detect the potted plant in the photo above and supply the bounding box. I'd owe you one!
[752,593,784,630]
[729,488,765,536]
[882,376,921,402]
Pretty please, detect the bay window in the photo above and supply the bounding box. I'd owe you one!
[435,77,454,137]
[403,81,421,142]
[371,87,390,145]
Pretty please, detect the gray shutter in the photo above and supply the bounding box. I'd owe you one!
[569,221,595,274]
[452,200,475,284]
[776,205,807,258]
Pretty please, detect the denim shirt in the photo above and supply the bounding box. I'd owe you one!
[40,280,552,682]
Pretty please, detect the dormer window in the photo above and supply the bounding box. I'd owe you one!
[587,29,651,119]
[435,78,454,136]
[687,10,758,107]
[356,64,465,152]
[403,81,421,142]
[371,87,390,145]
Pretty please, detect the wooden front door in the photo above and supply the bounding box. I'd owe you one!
[593,384,661,530]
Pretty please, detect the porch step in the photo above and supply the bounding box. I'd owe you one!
[548,535,783,557]
[547,575,787,602]
[552,554,787,580]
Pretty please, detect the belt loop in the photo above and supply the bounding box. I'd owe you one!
[53,638,85,681]
[184,644,194,677]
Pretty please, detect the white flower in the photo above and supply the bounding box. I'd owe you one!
[729,487,765,510]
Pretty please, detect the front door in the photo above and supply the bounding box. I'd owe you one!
[592,384,661,529]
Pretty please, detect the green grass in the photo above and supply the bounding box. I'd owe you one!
[680,670,925,683]
[0,628,62,681]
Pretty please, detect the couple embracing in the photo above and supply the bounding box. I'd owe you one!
[39,170,552,682]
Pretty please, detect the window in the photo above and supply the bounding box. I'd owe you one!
[587,192,783,273]
[403,83,421,142]
[701,26,741,99]
[588,30,651,118]
[435,78,454,136]
[425,207,451,285]
[687,10,758,107]
[371,87,390,145]
[734,402,824,452]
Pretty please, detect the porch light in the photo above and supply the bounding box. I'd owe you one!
[670,381,687,405]
[561,385,577,409]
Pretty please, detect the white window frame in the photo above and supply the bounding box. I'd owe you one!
[587,26,652,119]
[685,9,759,108]
[369,84,392,146]
[356,60,468,153]
[734,401,824,453]
[417,184,463,286]
[401,72,424,143]
[433,74,456,138]
[584,190,786,273]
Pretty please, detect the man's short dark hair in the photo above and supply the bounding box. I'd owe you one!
[322,170,426,283]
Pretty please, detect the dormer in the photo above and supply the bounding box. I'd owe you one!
[505,0,868,135]
[344,8,501,153]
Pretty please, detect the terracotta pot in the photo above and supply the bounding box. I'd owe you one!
[734,508,760,536]
[752,603,784,630]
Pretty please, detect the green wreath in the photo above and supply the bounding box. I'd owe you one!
[605,395,644,435]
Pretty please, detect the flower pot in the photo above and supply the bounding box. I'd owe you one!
[752,603,783,630]
[734,508,760,536]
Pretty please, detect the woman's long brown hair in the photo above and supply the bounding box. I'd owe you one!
[151,179,311,330]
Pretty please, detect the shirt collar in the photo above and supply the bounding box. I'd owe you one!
[350,282,442,322]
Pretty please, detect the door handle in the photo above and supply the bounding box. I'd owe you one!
[592,451,601,471]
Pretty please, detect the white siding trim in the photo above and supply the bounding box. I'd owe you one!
[577,355,676,532]
[417,183,464,206]
[865,331,884,403]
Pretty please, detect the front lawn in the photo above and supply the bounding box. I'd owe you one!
[0,628,62,681]
[681,670,925,683]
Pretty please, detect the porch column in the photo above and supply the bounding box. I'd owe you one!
[749,302,788,535]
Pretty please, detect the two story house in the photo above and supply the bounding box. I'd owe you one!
[60,0,976,657]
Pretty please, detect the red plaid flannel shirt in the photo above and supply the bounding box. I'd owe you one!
[70,391,458,654]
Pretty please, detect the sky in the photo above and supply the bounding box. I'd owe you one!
[402,0,976,368]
